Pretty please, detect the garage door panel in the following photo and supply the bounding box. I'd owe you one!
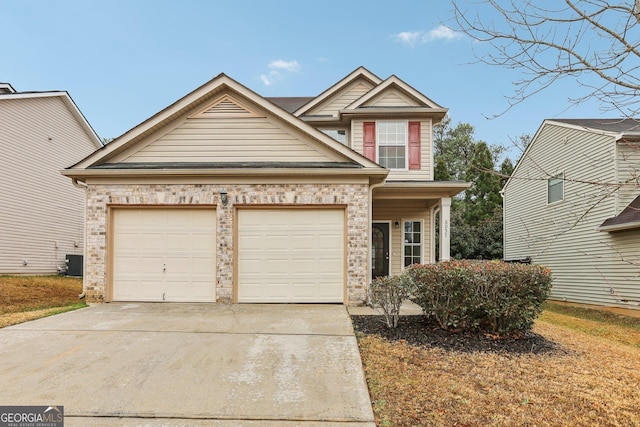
[112,208,216,302]
[238,209,344,303]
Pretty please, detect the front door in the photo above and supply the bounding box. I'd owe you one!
[372,222,390,278]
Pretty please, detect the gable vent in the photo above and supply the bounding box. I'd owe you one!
[192,96,261,118]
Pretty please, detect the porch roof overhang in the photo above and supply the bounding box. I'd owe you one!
[598,194,640,232]
[372,180,470,200]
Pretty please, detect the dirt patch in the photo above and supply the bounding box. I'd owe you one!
[0,276,82,315]
[352,314,567,355]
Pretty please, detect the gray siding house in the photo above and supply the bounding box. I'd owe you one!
[0,83,102,274]
[503,119,640,309]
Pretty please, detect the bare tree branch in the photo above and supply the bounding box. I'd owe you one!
[450,0,640,117]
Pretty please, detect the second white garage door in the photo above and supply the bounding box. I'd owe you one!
[237,208,345,303]
[112,208,216,302]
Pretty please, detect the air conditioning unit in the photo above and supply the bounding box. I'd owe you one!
[65,255,83,277]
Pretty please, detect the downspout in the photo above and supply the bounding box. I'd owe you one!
[71,179,88,299]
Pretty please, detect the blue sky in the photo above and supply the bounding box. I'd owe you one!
[2,0,606,161]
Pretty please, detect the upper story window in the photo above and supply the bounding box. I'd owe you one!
[377,121,407,169]
[548,173,564,204]
[322,129,347,145]
[362,121,421,170]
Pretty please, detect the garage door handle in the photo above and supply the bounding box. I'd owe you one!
[163,264,166,273]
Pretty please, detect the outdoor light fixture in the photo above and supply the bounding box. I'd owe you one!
[220,191,228,206]
[394,220,400,229]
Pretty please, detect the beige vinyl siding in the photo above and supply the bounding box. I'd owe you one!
[306,80,374,117]
[363,89,422,107]
[373,200,431,276]
[504,123,640,309]
[616,139,640,211]
[122,116,339,163]
[352,120,432,180]
[0,96,96,273]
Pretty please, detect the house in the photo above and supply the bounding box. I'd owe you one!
[503,119,640,309]
[0,82,102,274]
[63,67,469,304]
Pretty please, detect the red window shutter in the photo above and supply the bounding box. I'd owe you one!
[363,122,376,161]
[408,121,421,170]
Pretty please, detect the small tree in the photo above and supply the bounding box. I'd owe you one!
[368,275,415,328]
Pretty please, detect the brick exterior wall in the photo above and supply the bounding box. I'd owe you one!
[84,183,370,305]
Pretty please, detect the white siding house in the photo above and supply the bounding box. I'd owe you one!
[503,119,640,309]
[0,84,102,274]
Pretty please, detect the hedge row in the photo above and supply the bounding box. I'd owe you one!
[368,260,552,335]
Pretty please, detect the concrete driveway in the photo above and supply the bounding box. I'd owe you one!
[0,303,375,426]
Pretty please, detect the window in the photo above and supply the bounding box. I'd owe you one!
[403,220,422,267]
[548,173,564,204]
[322,129,347,145]
[377,121,406,169]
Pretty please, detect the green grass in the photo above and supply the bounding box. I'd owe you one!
[540,301,640,349]
[543,301,640,330]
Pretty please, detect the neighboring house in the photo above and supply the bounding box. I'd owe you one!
[63,67,468,304]
[503,119,640,309]
[0,82,102,274]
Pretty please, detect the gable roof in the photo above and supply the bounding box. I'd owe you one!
[0,90,102,148]
[550,118,640,136]
[502,118,640,193]
[599,194,640,232]
[64,73,386,179]
[344,75,443,110]
[293,66,383,117]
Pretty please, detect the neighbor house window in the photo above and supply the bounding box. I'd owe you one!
[322,129,347,145]
[403,220,422,267]
[548,173,564,204]
[377,121,407,169]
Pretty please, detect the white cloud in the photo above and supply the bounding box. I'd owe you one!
[260,59,300,86]
[268,59,300,72]
[393,26,462,46]
[394,31,423,47]
[426,25,462,42]
[260,70,280,86]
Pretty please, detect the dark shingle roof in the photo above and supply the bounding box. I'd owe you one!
[553,118,640,134]
[266,97,314,113]
[599,194,640,231]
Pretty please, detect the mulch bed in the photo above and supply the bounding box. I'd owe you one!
[352,315,569,355]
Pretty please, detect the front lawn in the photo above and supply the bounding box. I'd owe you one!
[0,276,86,327]
[355,307,640,426]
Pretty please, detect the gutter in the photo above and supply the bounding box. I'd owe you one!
[71,179,88,299]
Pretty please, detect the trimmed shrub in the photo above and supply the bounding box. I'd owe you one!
[406,260,552,335]
[369,274,415,328]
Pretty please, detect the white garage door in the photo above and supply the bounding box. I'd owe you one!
[112,208,216,302]
[237,209,345,303]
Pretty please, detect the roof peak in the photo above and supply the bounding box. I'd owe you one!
[0,83,16,94]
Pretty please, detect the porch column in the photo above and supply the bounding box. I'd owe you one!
[439,197,451,261]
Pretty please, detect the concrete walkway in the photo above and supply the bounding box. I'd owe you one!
[348,300,423,316]
[0,303,375,426]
